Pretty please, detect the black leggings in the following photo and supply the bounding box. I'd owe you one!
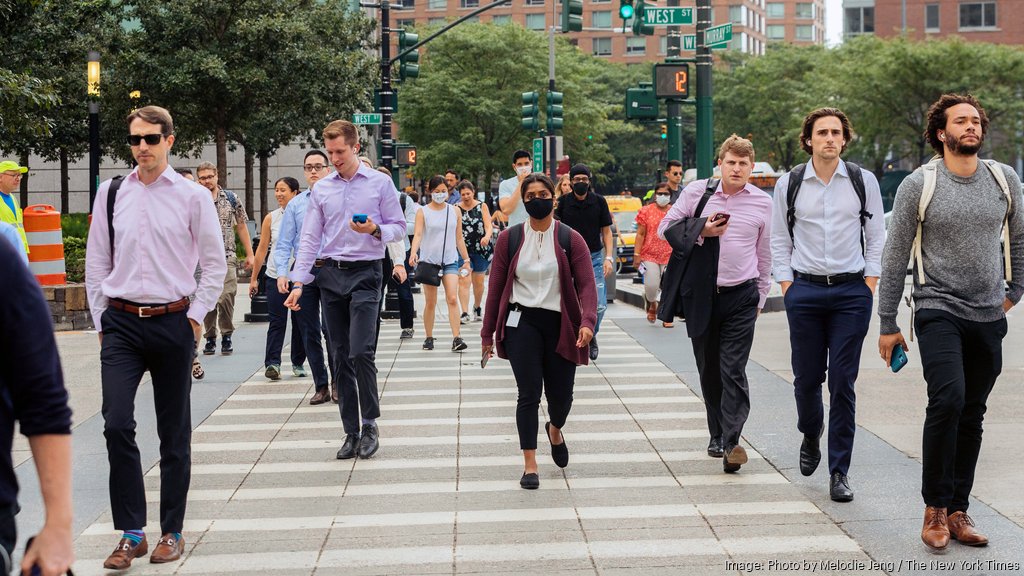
[504,307,577,450]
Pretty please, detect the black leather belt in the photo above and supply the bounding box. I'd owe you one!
[322,259,377,270]
[794,270,864,286]
[717,278,757,294]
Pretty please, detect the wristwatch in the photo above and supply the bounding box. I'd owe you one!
[604,257,613,262]
[371,224,382,239]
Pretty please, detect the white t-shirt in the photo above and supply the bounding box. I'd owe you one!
[498,175,527,227]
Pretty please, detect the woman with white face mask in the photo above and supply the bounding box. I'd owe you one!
[633,182,676,327]
[409,175,472,352]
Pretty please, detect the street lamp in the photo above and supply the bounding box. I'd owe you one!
[87,51,100,213]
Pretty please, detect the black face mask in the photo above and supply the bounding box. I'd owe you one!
[572,181,589,196]
[524,197,554,219]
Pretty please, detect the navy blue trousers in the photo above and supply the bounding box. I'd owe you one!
[264,276,306,368]
[292,267,330,391]
[784,278,872,476]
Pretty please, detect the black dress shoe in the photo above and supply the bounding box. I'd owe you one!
[800,425,824,477]
[707,436,724,458]
[202,337,216,355]
[588,337,599,361]
[358,424,379,459]
[221,335,233,355]
[520,472,540,490]
[336,434,360,460]
[830,472,854,502]
[546,422,569,468]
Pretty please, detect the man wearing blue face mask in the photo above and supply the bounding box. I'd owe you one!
[554,163,614,360]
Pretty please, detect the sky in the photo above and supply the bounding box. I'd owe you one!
[825,0,843,47]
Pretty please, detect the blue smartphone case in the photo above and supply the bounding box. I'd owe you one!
[890,345,908,373]
[352,214,367,223]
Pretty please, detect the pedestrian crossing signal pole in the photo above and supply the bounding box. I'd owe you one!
[695,0,714,179]
[378,0,396,176]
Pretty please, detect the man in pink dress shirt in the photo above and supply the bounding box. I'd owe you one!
[86,106,226,569]
[658,135,772,474]
[285,120,406,461]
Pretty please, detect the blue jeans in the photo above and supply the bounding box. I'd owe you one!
[264,276,306,368]
[590,249,608,334]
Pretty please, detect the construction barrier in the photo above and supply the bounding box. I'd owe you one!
[24,204,66,285]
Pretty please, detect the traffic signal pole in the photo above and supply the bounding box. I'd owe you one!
[695,0,713,178]
[378,1,396,178]
[665,0,682,164]
[548,2,557,182]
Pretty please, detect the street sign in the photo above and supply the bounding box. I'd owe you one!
[353,113,382,125]
[532,138,544,173]
[642,6,694,25]
[681,34,728,51]
[705,22,733,46]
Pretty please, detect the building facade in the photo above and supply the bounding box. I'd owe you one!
[764,0,826,44]
[386,0,773,63]
[844,0,1024,44]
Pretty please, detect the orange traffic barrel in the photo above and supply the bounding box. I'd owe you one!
[23,204,66,285]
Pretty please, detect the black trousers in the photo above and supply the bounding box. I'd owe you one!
[100,306,193,533]
[690,282,759,451]
[292,267,333,391]
[915,308,1006,513]
[784,278,873,475]
[319,262,383,435]
[504,307,577,450]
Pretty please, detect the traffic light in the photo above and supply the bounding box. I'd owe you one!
[546,91,564,133]
[395,145,418,167]
[619,0,634,19]
[397,30,419,81]
[521,91,539,131]
[632,0,654,35]
[660,125,667,139]
[561,0,583,33]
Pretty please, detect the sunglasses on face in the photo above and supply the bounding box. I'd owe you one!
[127,133,165,146]
[669,172,682,176]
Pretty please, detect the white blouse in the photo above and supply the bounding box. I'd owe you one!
[511,223,562,312]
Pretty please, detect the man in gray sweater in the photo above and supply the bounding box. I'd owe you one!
[878,94,1024,551]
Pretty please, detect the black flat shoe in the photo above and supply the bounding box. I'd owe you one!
[546,422,569,468]
[707,436,724,458]
[520,472,540,490]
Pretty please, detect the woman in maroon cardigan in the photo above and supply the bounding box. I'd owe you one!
[480,173,598,489]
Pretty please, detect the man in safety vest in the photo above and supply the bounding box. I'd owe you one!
[0,160,28,254]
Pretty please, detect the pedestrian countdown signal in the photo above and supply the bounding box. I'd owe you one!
[653,63,689,99]
[396,146,417,167]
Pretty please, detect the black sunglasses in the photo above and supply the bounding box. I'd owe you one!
[127,133,165,146]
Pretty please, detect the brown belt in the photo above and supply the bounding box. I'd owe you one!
[109,297,190,317]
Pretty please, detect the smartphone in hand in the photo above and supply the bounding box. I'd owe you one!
[352,214,368,224]
[890,345,908,372]
[711,213,731,224]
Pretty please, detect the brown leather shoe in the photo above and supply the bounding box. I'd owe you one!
[309,388,330,405]
[646,302,657,323]
[922,506,950,550]
[948,511,988,546]
[150,533,185,563]
[331,381,339,404]
[103,535,148,569]
[723,445,748,473]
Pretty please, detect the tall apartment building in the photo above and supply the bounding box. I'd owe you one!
[386,0,769,64]
[764,0,826,44]
[844,0,1024,44]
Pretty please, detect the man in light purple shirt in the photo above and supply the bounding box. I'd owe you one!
[658,135,772,474]
[85,106,225,569]
[285,120,405,461]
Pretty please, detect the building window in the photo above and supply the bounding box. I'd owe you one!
[491,14,511,25]
[398,0,415,7]
[959,2,996,29]
[844,6,874,35]
[766,2,784,18]
[659,35,667,55]
[592,37,612,56]
[592,0,611,3]
[525,13,546,29]
[795,24,813,41]
[925,3,939,31]
[729,5,745,25]
[626,36,646,55]
[428,17,446,26]
[795,2,813,19]
[592,11,612,28]
[428,0,445,10]
[525,0,545,5]
[766,24,785,40]
[460,0,478,8]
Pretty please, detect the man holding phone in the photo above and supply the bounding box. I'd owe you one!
[658,135,772,474]
[878,94,1024,550]
[771,108,885,503]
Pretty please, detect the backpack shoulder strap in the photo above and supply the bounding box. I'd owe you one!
[693,178,719,218]
[225,190,238,210]
[844,161,872,255]
[107,175,125,265]
[912,159,941,285]
[556,220,573,262]
[982,159,1013,283]
[786,164,807,243]
[506,223,525,263]
[400,191,407,211]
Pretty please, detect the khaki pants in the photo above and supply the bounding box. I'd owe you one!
[642,261,667,304]
[203,258,237,339]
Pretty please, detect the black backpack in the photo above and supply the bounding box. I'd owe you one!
[785,161,871,253]
[506,221,573,262]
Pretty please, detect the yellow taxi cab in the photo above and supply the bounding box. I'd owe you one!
[605,195,643,272]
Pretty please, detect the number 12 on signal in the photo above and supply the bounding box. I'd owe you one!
[653,63,689,99]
